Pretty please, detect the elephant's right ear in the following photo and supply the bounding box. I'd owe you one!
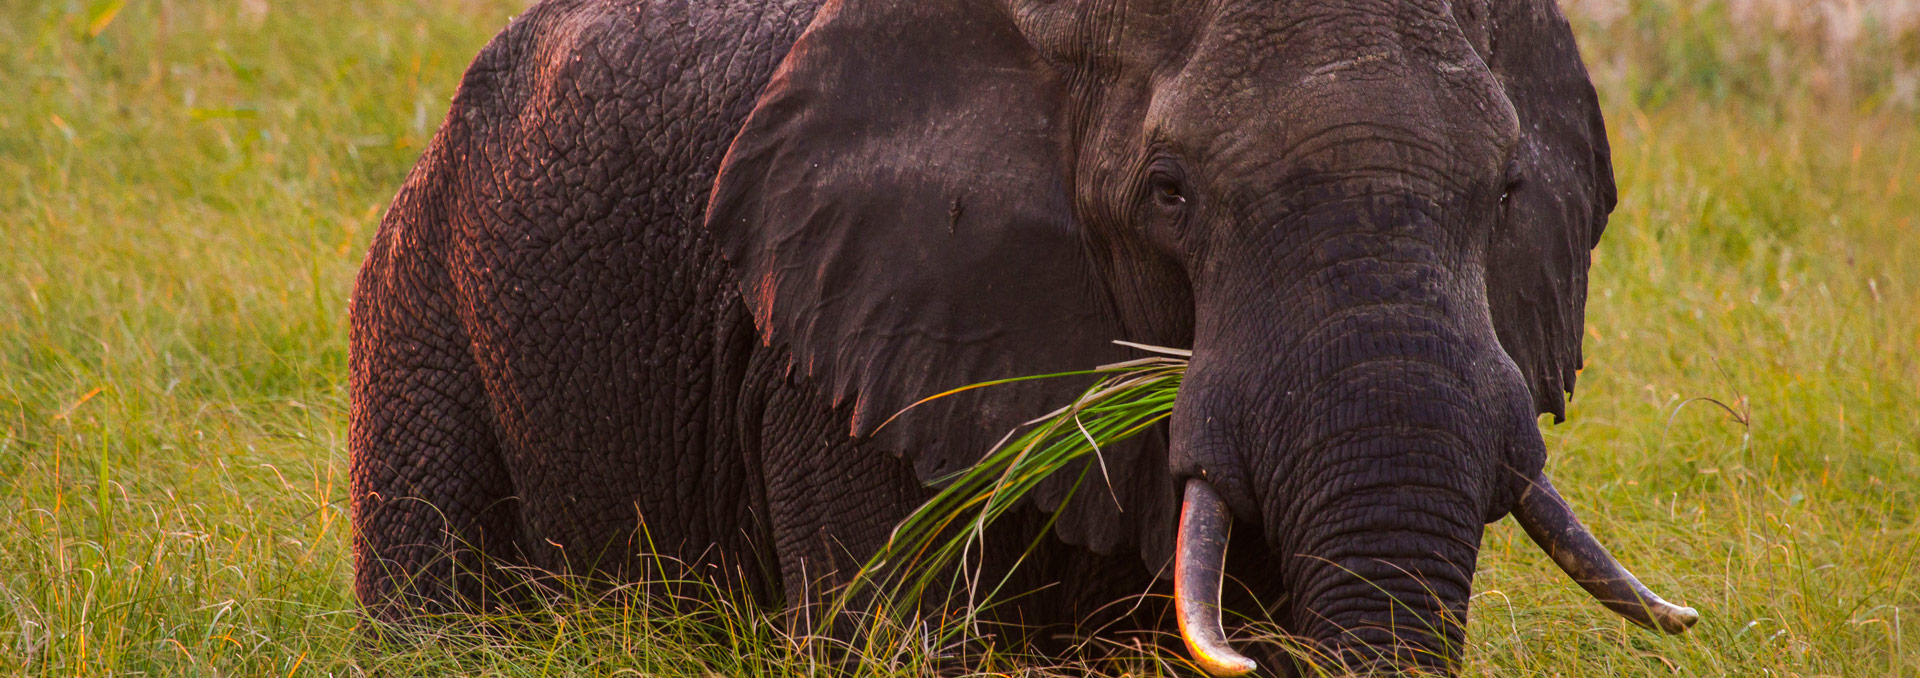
[1482,0,1617,422]
[704,0,1144,521]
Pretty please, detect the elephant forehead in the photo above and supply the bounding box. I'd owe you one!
[1177,4,1499,113]
[1138,6,1514,183]
[1008,0,1476,80]
[1205,2,1471,69]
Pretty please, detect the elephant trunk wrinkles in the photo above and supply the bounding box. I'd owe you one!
[1284,482,1480,673]
[1268,344,1506,675]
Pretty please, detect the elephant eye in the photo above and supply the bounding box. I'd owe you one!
[1500,158,1525,206]
[1149,171,1186,208]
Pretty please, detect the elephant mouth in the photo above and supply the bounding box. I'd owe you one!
[1171,475,1699,677]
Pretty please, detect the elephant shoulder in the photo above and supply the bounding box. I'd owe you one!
[361,0,827,317]
[442,0,824,149]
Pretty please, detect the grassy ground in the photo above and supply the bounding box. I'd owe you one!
[1,1,1915,675]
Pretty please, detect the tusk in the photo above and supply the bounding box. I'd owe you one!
[1511,474,1700,634]
[1175,479,1258,676]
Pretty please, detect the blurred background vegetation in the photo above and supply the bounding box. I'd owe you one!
[1,0,1915,675]
[1567,0,1919,109]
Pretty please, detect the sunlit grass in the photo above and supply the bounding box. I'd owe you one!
[1,0,1915,675]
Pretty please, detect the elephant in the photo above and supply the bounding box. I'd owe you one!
[347,0,1700,674]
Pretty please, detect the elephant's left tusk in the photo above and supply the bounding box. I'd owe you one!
[1175,478,1258,677]
[1512,473,1700,634]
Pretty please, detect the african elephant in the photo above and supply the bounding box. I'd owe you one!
[348,0,1698,673]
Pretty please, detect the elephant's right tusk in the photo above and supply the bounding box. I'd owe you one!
[1175,478,1258,677]
[1511,473,1700,634]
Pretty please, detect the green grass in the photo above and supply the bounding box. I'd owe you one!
[854,349,1185,617]
[1,0,1916,675]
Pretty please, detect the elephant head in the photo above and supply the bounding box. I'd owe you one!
[705,0,1695,673]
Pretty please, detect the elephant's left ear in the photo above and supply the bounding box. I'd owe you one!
[1483,0,1618,422]
[704,0,1136,495]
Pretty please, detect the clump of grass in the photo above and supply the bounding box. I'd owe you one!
[849,342,1190,623]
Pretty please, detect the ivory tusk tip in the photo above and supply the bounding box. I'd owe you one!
[1189,645,1258,677]
[1658,604,1700,634]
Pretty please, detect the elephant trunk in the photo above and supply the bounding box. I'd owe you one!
[1167,194,1632,674]
[1284,484,1481,674]
[1169,343,1503,675]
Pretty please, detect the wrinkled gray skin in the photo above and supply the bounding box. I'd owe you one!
[351,0,1615,673]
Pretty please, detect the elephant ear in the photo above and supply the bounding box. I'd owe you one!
[1483,0,1617,422]
[705,0,1161,553]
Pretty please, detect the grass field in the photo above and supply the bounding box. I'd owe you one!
[2,1,1916,675]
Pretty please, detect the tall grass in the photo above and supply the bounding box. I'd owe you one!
[0,1,534,674]
[0,0,1915,675]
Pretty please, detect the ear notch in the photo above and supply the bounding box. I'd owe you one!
[1483,0,1617,422]
[706,0,1161,548]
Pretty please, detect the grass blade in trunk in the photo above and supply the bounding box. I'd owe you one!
[838,342,1190,634]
